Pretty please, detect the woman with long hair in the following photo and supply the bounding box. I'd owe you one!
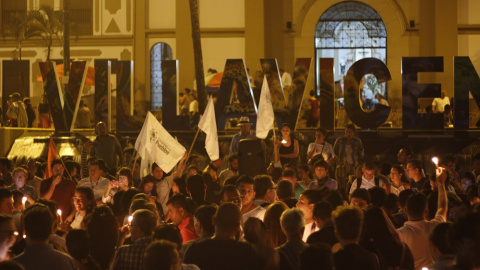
[360,206,414,270]
[244,217,279,270]
[274,123,299,167]
[66,229,101,270]
[70,186,96,230]
[84,205,118,270]
[386,165,410,196]
[263,201,288,247]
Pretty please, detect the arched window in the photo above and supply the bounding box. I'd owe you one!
[315,1,387,111]
[150,42,173,110]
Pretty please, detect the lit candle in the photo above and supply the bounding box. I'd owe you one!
[23,234,26,239]
[281,139,287,144]
[57,209,63,223]
[22,196,27,211]
[432,157,439,167]
[128,215,133,226]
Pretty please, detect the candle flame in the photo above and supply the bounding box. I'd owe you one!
[432,157,438,166]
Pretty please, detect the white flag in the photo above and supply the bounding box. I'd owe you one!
[135,112,186,173]
[256,75,275,139]
[198,96,219,161]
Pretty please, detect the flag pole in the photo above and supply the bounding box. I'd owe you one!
[131,142,141,176]
[187,128,201,158]
[49,136,73,181]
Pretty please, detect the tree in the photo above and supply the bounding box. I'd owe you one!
[2,12,29,61]
[189,0,207,113]
[26,5,63,61]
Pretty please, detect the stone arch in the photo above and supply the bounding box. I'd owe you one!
[294,0,411,120]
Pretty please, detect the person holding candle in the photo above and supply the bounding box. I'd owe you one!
[40,159,76,221]
[70,186,96,230]
[7,167,37,206]
[307,127,335,164]
[274,123,299,167]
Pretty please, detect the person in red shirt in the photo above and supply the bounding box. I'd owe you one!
[40,159,76,221]
[166,194,197,243]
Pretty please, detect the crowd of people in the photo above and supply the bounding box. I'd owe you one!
[0,119,479,270]
[1,92,92,128]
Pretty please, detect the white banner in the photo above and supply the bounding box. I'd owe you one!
[135,112,186,173]
[256,75,275,139]
[198,96,219,161]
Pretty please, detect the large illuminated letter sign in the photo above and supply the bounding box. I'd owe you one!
[162,60,191,130]
[454,57,480,129]
[94,60,112,129]
[38,61,88,132]
[318,58,335,130]
[402,57,444,130]
[116,61,141,131]
[343,58,391,129]
[215,59,254,130]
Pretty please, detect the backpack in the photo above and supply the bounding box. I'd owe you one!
[356,177,380,189]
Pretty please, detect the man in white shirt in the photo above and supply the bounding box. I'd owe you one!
[397,166,448,270]
[432,90,450,113]
[77,159,110,203]
[236,175,265,224]
[349,161,384,194]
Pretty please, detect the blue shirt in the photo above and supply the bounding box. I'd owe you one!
[229,131,256,154]
[112,236,152,270]
[13,244,77,270]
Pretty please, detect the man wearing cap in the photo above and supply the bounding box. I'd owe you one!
[229,116,256,155]
[6,93,28,127]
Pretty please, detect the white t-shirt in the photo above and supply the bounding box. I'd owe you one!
[349,175,384,194]
[397,215,446,270]
[189,100,199,114]
[307,142,335,162]
[432,97,450,112]
[77,176,110,202]
[389,184,405,196]
[302,221,319,242]
[242,205,266,225]
[70,212,85,229]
